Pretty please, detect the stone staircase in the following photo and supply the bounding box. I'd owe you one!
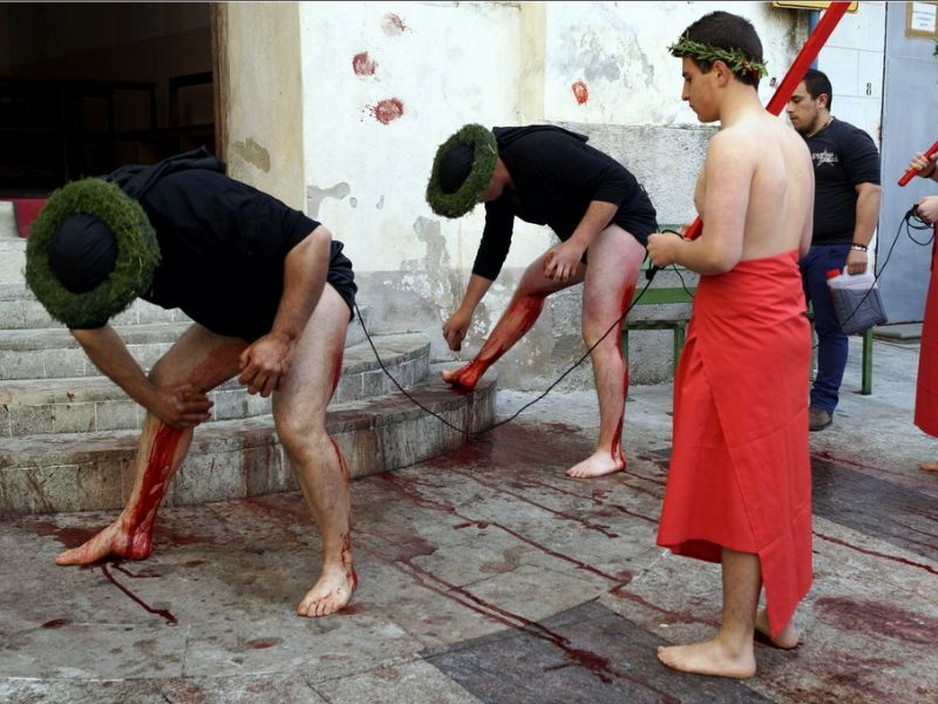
[0,203,496,515]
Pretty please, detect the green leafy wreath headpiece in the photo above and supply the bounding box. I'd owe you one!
[25,177,161,328]
[426,123,498,219]
[668,33,768,80]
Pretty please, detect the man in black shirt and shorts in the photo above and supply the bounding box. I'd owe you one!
[26,147,359,617]
[426,124,658,479]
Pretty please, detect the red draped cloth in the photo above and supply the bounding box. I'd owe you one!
[656,250,813,638]
[915,231,938,437]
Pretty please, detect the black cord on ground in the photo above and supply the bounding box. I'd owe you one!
[353,266,663,439]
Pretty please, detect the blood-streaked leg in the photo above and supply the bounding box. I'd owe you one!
[442,252,579,391]
[56,325,245,565]
[567,227,644,479]
[273,285,356,617]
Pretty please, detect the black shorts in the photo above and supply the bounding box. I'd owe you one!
[286,210,357,322]
[327,239,357,321]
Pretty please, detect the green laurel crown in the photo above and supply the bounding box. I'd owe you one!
[668,33,768,80]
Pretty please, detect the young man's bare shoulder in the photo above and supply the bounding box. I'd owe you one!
[707,125,762,163]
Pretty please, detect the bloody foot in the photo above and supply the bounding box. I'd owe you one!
[55,520,153,565]
[565,450,626,479]
[440,364,483,392]
[656,639,757,679]
[296,565,358,618]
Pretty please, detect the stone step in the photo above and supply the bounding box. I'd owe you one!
[0,331,432,436]
[0,279,374,346]
[0,364,497,514]
[0,308,373,381]
[0,236,26,285]
[0,281,189,330]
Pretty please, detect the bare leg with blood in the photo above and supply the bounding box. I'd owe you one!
[566,227,645,479]
[441,251,580,391]
[273,285,356,618]
[56,325,245,565]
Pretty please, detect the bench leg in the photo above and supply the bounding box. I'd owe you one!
[673,323,686,374]
[861,328,873,395]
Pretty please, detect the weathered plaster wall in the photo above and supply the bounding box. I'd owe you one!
[225,1,885,390]
[224,2,304,210]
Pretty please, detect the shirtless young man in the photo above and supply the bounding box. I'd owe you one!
[426,124,658,479]
[646,11,814,678]
[27,148,358,617]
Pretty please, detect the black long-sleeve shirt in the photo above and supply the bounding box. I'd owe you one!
[473,125,658,280]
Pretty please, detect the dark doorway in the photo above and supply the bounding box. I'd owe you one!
[0,2,215,197]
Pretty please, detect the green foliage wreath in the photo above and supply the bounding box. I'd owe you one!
[425,123,498,219]
[668,33,768,80]
[25,178,160,328]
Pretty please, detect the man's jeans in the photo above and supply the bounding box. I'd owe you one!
[800,243,851,413]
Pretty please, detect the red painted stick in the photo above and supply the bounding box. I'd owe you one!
[683,1,852,241]
[898,140,938,186]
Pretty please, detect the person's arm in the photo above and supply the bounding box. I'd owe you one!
[237,225,331,397]
[70,325,212,427]
[845,181,881,274]
[539,140,628,281]
[646,130,748,275]
[545,200,618,281]
[442,274,494,351]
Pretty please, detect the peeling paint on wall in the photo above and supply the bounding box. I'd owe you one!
[306,182,351,219]
[231,138,271,173]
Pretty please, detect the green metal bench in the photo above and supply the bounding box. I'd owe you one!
[623,261,873,394]
[622,261,696,374]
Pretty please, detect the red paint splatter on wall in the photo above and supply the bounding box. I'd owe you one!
[352,51,377,76]
[369,98,404,125]
[382,13,408,35]
[572,81,589,105]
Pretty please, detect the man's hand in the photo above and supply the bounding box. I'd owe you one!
[152,384,213,428]
[915,195,938,225]
[544,241,584,282]
[845,247,868,275]
[646,231,682,268]
[909,151,937,178]
[238,331,296,397]
[443,309,472,351]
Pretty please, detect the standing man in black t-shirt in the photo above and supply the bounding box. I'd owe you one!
[787,69,882,431]
[26,148,359,618]
[426,124,659,478]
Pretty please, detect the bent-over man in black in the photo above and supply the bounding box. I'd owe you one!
[426,124,658,479]
[28,147,359,618]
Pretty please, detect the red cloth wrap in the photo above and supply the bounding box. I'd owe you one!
[656,250,813,638]
[915,232,938,437]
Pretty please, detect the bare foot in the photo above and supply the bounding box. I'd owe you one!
[919,462,938,473]
[565,451,626,479]
[755,609,800,649]
[55,521,152,565]
[296,565,358,618]
[440,365,480,392]
[657,640,756,679]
